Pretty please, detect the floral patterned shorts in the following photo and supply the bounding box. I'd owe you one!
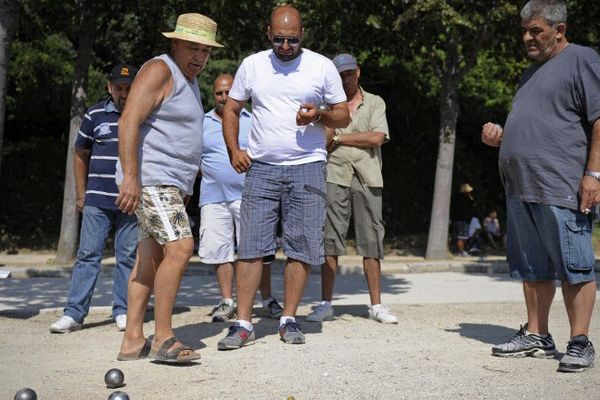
[135,186,192,244]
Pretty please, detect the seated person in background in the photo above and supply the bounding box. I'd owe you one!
[483,209,506,249]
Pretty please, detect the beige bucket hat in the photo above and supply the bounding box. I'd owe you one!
[459,183,474,193]
[162,13,224,48]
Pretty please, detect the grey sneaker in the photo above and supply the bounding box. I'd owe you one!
[306,302,334,322]
[217,325,256,350]
[279,320,305,344]
[491,323,557,358]
[558,335,595,372]
[262,298,284,319]
[211,299,236,322]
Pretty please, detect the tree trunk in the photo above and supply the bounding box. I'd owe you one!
[0,0,18,177]
[425,73,460,259]
[55,1,96,263]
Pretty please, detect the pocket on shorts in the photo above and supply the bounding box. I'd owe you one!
[304,184,327,200]
[564,218,595,272]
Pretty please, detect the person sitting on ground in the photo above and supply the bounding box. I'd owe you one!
[483,209,506,249]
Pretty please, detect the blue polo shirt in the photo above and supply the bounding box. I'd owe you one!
[199,108,251,206]
[74,99,121,210]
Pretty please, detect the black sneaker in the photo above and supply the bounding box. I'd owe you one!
[558,335,595,372]
[262,298,284,319]
[279,320,305,344]
[491,323,557,358]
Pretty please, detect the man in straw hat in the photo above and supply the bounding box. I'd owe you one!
[218,4,350,350]
[114,13,223,364]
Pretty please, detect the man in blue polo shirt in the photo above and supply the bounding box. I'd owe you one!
[199,73,283,322]
[50,64,139,333]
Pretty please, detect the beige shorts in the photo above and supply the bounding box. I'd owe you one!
[136,186,192,244]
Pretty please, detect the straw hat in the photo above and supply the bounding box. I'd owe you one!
[459,183,474,193]
[162,13,224,48]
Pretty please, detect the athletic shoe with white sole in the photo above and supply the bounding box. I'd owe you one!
[491,323,557,358]
[211,299,236,322]
[558,335,595,372]
[368,305,398,324]
[217,325,256,350]
[49,315,82,333]
[115,314,127,331]
[306,302,334,322]
[279,320,305,344]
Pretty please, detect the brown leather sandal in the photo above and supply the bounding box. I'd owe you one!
[149,337,201,364]
[117,338,151,361]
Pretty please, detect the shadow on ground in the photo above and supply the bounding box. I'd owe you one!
[444,323,518,345]
[0,274,410,321]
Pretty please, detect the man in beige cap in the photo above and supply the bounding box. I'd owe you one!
[306,53,397,324]
[115,13,222,364]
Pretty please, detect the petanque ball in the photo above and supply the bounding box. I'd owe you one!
[14,388,37,400]
[108,391,130,400]
[104,368,125,389]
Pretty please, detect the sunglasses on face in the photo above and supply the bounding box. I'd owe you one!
[272,36,301,45]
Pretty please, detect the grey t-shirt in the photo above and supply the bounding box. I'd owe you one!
[499,44,600,209]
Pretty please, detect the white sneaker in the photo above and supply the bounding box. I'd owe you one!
[49,315,82,333]
[368,305,398,324]
[306,302,334,322]
[115,314,127,331]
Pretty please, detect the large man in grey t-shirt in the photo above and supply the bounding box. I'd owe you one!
[482,0,598,372]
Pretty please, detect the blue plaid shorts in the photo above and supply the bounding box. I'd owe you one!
[238,161,327,265]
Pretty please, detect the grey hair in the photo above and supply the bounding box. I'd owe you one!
[520,0,567,26]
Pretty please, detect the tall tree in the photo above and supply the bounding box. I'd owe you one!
[0,0,18,176]
[395,0,517,259]
[55,0,96,263]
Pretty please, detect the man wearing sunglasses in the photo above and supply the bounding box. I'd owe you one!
[219,4,350,349]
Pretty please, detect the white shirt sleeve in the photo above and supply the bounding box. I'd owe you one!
[323,60,347,105]
[229,59,251,102]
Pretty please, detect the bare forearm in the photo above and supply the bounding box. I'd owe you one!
[118,117,140,179]
[222,107,241,155]
[73,150,89,198]
[337,131,385,148]
[320,106,350,129]
[586,119,600,171]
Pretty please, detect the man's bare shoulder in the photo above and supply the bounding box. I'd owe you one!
[136,59,171,85]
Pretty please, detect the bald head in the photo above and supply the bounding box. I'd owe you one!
[213,73,233,90]
[270,5,302,29]
[268,5,304,61]
[213,73,233,117]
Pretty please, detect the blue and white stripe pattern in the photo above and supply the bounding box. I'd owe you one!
[74,99,121,210]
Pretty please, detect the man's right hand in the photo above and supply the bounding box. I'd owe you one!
[76,196,85,212]
[481,122,503,147]
[230,149,252,173]
[115,175,140,214]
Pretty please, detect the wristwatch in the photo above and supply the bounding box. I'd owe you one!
[584,170,600,180]
[333,134,341,146]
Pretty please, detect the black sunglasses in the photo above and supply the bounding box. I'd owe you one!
[272,36,301,45]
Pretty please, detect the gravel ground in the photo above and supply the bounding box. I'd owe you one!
[1,301,599,400]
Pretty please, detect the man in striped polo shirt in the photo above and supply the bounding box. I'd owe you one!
[49,64,139,333]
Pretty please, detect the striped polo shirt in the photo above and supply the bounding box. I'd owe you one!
[74,99,121,210]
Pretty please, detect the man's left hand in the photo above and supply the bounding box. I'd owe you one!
[579,175,600,214]
[297,103,319,126]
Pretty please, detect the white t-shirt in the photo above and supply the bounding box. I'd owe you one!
[229,48,346,165]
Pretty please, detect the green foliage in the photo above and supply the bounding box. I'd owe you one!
[3,0,600,249]
[0,138,65,250]
[7,34,75,139]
